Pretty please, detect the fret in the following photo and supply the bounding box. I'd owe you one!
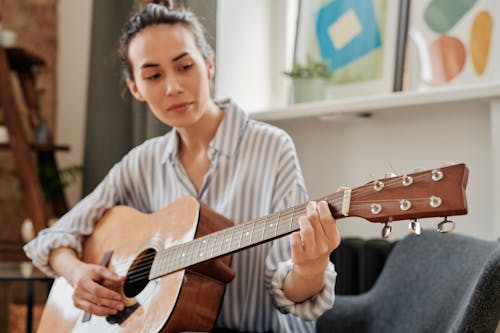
[249,219,257,244]
[261,216,267,241]
[240,222,253,248]
[198,237,208,261]
[221,228,231,255]
[232,225,243,252]
[238,224,244,248]
[263,214,276,241]
[255,217,266,243]
[274,211,280,236]
[173,245,183,271]
[186,241,197,267]
[289,207,294,233]
[161,247,172,274]
[179,243,189,268]
[210,232,221,258]
[228,226,235,254]
[159,247,169,274]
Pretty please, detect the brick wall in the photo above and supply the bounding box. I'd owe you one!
[0,0,58,260]
[1,0,57,134]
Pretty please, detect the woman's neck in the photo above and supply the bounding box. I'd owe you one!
[177,100,224,155]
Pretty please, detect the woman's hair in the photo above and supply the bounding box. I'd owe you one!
[118,0,214,81]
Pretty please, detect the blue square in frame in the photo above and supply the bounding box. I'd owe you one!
[316,0,382,70]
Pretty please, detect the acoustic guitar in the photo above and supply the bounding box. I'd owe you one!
[36,163,469,332]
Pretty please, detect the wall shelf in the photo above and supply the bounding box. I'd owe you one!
[250,82,500,122]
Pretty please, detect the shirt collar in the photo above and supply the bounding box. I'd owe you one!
[161,99,248,164]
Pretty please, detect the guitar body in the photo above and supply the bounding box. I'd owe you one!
[37,196,235,333]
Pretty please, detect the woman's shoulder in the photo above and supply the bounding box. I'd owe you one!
[246,117,294,147]
[120,131,174,163]
[226,101,291,140]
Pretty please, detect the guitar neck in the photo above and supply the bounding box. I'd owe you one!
[150,193,344,279]
[150,163,469,280]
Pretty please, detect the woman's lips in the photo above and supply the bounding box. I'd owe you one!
[167,102,193,113]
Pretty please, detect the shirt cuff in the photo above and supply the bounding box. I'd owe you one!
[23,230,83,277]
[269,259,337,320]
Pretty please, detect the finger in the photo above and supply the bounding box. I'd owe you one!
[79,288,124,311]
[298,216,315,253]
[317,201,336,236]
[97,266,125,283]
[289,232,305,263]
[84,278,123,302]
[318,201,341,249]
[73,297,118,317]
[305,201,323,236]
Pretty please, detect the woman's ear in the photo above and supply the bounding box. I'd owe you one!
[206,56,215,80]
[126,79,145,101]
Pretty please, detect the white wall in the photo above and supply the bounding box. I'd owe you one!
[270,101,496,241]
[56,0,93,207]
[216,0,293,110]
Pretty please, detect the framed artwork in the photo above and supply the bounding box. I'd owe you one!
[403,0,499,91]
[294,0,402,99]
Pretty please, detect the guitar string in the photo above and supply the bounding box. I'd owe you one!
[128,168,438,259]
[120,168,438,276]
[117,185,438,277]
[122,195,435,280]
[110,171,444,278]
[119,192,438,279]
[123,195,439,282]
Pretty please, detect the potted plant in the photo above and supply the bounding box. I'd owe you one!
[283,55,332,104]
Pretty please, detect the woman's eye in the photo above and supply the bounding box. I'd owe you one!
[146,73,161,80]
[179,63,193,71]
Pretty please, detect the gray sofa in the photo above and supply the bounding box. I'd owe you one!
[317,230,500,333]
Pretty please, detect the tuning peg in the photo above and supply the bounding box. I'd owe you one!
[381,222,392,238]
[409,219,422,236]
[437,217,455,233]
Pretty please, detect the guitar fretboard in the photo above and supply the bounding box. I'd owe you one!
[149,193,342,279]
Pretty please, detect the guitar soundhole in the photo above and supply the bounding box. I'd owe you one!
[124,248,156,298]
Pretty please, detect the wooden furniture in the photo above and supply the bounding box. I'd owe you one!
[0,261,53,333]
[0,46,69,255]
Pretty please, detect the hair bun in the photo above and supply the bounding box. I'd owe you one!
[139,0,174,11]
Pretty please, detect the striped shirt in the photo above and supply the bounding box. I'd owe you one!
[24,99,336,332]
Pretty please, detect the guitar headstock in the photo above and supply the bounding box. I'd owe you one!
[346,164,468,226]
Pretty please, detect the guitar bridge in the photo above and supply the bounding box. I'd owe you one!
[106,302,140,325]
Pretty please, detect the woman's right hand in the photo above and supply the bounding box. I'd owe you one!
[49,248,125,316]
[69,262,125,316]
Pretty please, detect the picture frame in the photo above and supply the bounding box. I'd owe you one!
[294,0,403,99]
[402,0,499,91]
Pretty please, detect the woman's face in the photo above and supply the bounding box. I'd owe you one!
[126,24,214,129]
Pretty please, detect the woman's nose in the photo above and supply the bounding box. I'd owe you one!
[165,76,183,95]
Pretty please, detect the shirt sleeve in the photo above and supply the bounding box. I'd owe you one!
[263,134,337,320]
[23,160,127,277]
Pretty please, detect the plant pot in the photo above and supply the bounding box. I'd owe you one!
[291,77,326,104]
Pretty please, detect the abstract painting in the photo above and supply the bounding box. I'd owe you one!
[295,0,400,98]
[403,0,498,90]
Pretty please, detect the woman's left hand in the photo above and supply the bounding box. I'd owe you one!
[284,200,340,302]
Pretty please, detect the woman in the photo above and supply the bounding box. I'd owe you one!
[24,1,340,332]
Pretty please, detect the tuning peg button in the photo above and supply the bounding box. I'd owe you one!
[437,217,455,233]
[382,222,392,238]
[409,220,422,236]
